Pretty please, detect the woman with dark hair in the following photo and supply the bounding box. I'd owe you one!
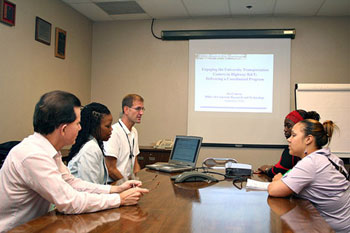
[67,102,113,184]
[257,110,320,177]
[268,119,350,233]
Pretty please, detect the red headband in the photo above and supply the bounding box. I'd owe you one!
[286,110,304,124]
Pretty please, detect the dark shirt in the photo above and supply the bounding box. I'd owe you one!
[266,147,301,178]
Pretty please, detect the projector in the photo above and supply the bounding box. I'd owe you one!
[225,162,252,177]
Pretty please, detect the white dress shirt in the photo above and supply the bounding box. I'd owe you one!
[0,133,120,232]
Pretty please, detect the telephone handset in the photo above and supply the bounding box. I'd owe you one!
[154,139,174,149]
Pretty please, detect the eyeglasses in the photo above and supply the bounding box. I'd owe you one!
[130,107,145,112]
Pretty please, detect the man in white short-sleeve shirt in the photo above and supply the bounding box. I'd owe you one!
[104,94,144,181]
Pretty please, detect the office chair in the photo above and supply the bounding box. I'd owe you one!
[0,141,20,169]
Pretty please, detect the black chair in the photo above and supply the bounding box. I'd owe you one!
[0,141,21,169]
[340,158,350,174]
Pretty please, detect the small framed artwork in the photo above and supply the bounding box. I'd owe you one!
[55,27,66,59]
[0,0,16,26]
[35,17,51,45]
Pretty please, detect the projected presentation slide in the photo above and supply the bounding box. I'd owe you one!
[194,54,274,113]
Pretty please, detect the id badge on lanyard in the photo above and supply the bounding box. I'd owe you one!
[119,121,135,173]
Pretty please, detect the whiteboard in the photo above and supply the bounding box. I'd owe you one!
[295,84,350,158]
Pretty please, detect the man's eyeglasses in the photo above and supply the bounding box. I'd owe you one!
[130,107,145,112]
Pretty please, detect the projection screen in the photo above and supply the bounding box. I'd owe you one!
[188,39,291,145]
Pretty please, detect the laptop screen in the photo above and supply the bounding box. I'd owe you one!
[170,136,202,163]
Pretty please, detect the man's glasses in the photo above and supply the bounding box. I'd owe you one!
[130,107,146,112]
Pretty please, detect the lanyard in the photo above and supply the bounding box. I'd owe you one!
[118,120,135,172]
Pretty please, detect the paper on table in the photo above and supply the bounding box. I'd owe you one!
[246,179,270,191]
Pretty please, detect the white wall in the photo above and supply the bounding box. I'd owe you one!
[0,0,92,142]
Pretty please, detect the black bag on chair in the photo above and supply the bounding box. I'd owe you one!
[0,141,20,169]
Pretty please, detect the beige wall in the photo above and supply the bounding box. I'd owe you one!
[91,17,349,169]
[1,10,349,169]
[0,0,92,142]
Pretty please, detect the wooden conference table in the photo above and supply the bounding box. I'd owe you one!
[9,169,334,233]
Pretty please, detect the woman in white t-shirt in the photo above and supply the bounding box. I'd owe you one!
[268,119,350,233]
[66,102,113,184]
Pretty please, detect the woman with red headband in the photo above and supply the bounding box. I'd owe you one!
[257,110,320,178]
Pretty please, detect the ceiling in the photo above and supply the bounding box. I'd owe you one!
[61,0,350,22]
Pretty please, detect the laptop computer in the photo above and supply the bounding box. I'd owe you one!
[146,135,202,173]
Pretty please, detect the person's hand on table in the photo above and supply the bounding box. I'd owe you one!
[255,165,272,174]
[120,180,143,191]
[120,187,149,206]
[272,173,283,181]
[110,180,143,193]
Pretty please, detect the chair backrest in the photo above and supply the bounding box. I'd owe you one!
[0,141,21,169]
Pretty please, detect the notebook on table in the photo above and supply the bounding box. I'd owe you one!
[146,135,202,173]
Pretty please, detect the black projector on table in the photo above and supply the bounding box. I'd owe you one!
[225,162,252,177]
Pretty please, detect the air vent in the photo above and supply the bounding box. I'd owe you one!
[95,1,145,15]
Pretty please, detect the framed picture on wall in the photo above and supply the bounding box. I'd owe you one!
[55,27,66,59]
[35,17,51,45]
[0,0,16,26]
